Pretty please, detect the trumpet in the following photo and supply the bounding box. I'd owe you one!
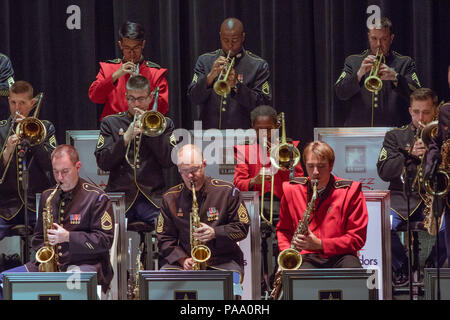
[213,51,235,98]
[125,87,167,169]
[364,48,385,93]
[0,92,47,184]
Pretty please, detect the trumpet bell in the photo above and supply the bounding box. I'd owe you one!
[270,143,301,171]
[277,248,302,270]
[140,111,166,137]
[364,75,383,93]
[421,120,438,147]
[15,117,47,146]
[213,80,231,97]
[191,245,211,264]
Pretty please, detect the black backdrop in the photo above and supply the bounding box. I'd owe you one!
[0,0,449,160]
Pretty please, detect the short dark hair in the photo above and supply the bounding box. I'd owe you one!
[250,105,277,127]
[119,21,145,41]
[410,88,438,106]
[10,80,33,99]
[369,17,394,35]
[51,144,79,164]
[126,75,150,92]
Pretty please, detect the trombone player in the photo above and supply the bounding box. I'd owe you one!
[95,75,176,231]
[187,17,271,129]
[0,80,56,243]
[335,17,420,127]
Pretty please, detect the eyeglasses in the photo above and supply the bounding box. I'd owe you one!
[178,166,202,176]
[126,94,150,104]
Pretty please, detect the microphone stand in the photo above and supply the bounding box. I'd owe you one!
[430,158,442,300]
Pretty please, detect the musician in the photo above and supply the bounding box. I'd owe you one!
[95,75,176,229]
[335,17,421,127]
[276,141,368,268]
[0,81,56,242]
[0,145,115,299]
[89,20,169,120]
[156,144,250,282]
[0,53,14,120]
[424,101,450,269]
[187,17,271,129]
[377,88,441,286]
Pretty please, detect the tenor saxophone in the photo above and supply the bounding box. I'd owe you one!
[269,179,318,300]
[190,181,211,270]
[35,184,60,272]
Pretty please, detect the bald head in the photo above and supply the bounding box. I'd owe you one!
[220,18,244,34]
[177,144,204,166]
[219,18,245,57]
[177,144,206,190]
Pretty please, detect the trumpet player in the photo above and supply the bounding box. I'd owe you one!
[89,20,169,120]
[156,144,250,294]
[335,17,420,127]
[95,75,176,231]
[0,145,115,299]
[0,81,56,242]
[188,17,271,129]
[377,88,443,287]
[276,141,368,269]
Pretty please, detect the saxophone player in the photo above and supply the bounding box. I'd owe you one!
[0,145,115,299]
[276,141,368,269]
[377,88,443,287]
[156,144,250,293]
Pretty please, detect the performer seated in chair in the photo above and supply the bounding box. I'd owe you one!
[0,80,56,243]
[156,144,250,294]
[0,145,115,299]
[276,141,368,269]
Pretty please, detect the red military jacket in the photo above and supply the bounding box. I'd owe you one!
[233,142,304,199]
[276,175,368,258]
[89,58,169,120]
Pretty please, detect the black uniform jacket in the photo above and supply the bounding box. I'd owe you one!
[335,49,420,127]
[157,177,250,276]
[95,111,176,211]
[26,178,115,292]
[188,48,272,129]
[377,123,426,219]
[0,116,56,220]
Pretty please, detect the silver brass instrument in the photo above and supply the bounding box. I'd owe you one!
[35,184,60,272]
[125,87,167,169]
[190,181,211,270]
[0,92,46,184]
[270,179,318,300]
[213,50,235,98]
[364,48,385,93]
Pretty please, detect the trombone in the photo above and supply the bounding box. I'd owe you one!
[125,87,167,169]
[364,48,385,93]
[0,92,47,184]
[213,50,235,98]
[260,112,301,226]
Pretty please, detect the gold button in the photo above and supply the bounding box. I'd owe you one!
[19,177,22,181]
[61,201,65,206]
[136,165,140,169]
[18,171,22,175]
[58,252,62,256]
[58,246,62,250]
[60,209,64,214]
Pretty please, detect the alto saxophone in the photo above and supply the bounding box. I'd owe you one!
[190,181,211,270]
[36,184,60,272]
[269,179,318,300]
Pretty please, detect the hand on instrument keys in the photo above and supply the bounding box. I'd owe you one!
[411,139,426,157]
[249,169,272,189]
[378,64,397,81]
[123,108,144,146]
[112,61,138,82]
[357,55,377,82]
[292,228,322,251]
[48,223,70,245]
[206,56,231,86]
[179,257,195,270]
[193,223,215,243]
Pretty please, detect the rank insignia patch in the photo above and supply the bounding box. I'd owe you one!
[177,208,183,217]
[97,134,105,149]
[192,73,198,83]
[157,214,164,233]
[237,74,244,83]
[379,147,387,162]
[70,214,81,225]
[207,207,219,222]
[101,211,113,230]
[335,71,346,84]
[412,72,421,87]
[238,203,249,224]
[49,135,57,149]
[262,81,270,95]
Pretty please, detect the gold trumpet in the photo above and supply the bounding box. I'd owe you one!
[125,87,167,169]
[0,92,47,184]
[364,48,385,93]
[213,50,235,98]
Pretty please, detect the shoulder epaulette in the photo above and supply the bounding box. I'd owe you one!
[106,58,122,64]
[164,183,184,195]
[392,51,411,60]
[211,178,233,189]
[246,50,264,61]
[82,182,104,193]
[103,111,127,119]
[290,177,308,185]
[334,179,353,189]
[145,61,161,69]
[391,124,409,131]
[202,49,220,57]
[0,120,7,126]
[349,49,369,58]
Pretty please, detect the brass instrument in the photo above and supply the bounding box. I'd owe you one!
[190,181,211,270]
[213,50,235,98]
[270,179,318,300]
[364,48,385,93]
[0,92,46,184]
[125,87,167,169]
[35,184,60,272]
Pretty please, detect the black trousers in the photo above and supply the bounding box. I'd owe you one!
[299,253,362,269]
